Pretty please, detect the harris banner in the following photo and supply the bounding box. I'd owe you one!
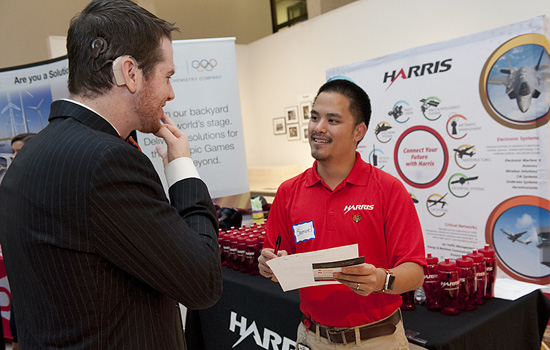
[327,17,550,287]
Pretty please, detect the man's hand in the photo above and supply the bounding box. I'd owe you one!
[258,248,287,282]
[154,113,190,167]
[333,263,384,296]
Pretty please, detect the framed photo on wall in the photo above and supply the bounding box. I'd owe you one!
[273,117,286,135]
[285,106,299,124]
[287,124,300,141]
[302,126,309,142]
[300,101,312,124]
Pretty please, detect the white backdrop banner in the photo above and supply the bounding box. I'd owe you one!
[327,17,550,286]
[137,38,249,199]
[0,57,69,188]
[0,57,69,153]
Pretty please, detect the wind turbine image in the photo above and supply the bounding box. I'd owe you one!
[17,90,30,133]
[29,98,45,129]
[1,92,22,137]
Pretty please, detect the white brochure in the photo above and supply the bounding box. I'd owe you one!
[266,244,360,292]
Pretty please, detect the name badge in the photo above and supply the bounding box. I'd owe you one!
[293,221,315,243]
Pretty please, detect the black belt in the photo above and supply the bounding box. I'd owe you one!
[302,310,400,344]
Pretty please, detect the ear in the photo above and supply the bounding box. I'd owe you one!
[112,56,139,93]
[354,122,367,143]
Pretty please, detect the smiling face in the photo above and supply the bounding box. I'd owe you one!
[308,92,366,164]
[135,37,175,133]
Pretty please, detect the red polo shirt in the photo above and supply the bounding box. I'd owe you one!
[265,153,426,327]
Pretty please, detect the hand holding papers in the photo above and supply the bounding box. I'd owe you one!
[312,257,366,281]
[266,244,363,292]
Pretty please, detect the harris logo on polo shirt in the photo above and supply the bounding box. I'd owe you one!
[343,204,375,215]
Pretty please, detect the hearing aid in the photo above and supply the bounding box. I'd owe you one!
[112,55,138,86]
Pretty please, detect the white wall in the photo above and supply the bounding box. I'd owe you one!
[0,0,272,69]
[237,0,550,170]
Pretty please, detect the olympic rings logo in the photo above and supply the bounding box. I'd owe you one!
[191,59,218,72]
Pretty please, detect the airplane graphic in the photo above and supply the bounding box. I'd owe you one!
[375,123,392,135]
[450,176,479,185]
[488,49,550,113]
[501,229,531,245]
[453,145,475,159]
[428,193,447,208]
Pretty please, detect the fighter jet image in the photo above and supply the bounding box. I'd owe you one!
[488,50,550,113]
[453,145,475,159]
[450,176,479,185]
[388,105,403,120]
[501,229,532,245]
[375,123,392,135]
[428,193,447,208]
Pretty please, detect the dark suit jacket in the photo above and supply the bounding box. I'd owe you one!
[0,100,222,349]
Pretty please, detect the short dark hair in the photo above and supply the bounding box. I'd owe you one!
[315,78,372,129]
[11,133,36,145]
[67,0,179,98]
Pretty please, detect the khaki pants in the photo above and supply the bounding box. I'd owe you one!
[296,313,409,350]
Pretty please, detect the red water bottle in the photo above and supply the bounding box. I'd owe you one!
[467,250,487,305]
[438,258,460,315]
[218,230,227,266]
[479,244,496,300]
[222,231,233,268]
[456,255,476,311]
[236,234,248,272]
[228,232,239,270]
[400,291,416,311]
[257,232,265,250]
[245,235,260,275]
[423,253,442,310]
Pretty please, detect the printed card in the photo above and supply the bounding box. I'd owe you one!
[312,256,365,281]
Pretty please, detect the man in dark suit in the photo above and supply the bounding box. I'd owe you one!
[0,1,222,348]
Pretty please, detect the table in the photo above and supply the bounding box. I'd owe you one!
[402,289,550,349]
[185,267,550,350]
[186,267,301,349]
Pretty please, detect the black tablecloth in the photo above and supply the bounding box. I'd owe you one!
[402,289,550,349]
[186,267,550,350]
[186,267,301,349]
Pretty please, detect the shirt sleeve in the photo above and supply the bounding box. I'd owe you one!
[164,157,201,187]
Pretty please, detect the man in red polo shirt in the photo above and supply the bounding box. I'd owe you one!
[259,79,426,349]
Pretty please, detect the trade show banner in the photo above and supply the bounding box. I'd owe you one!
[0,57,69,176]
[327,17,550,286]
[137,38,250,201]
[0,55,69,338]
